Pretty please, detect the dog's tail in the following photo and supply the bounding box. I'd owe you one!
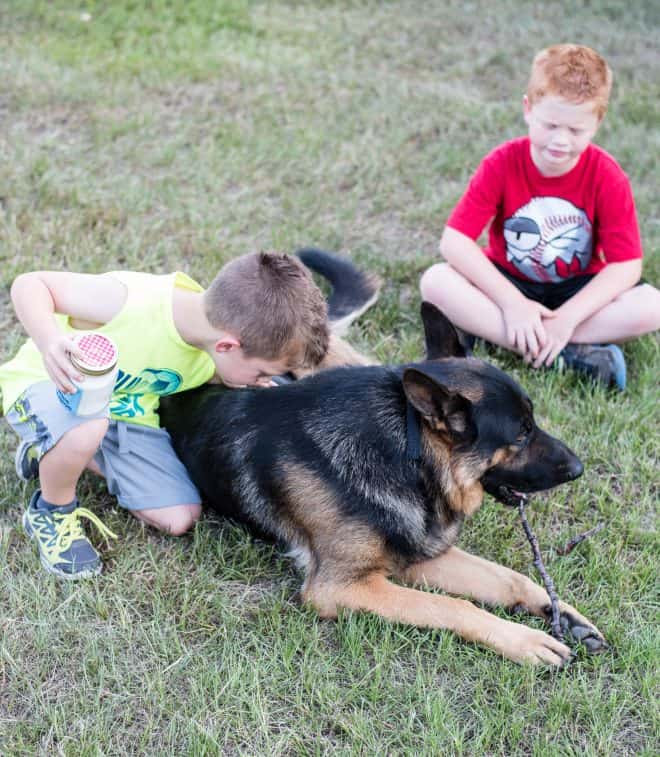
[297,248,381,336]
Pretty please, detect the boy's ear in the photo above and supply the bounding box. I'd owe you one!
[522,95,532,122]
[215,336,241,354]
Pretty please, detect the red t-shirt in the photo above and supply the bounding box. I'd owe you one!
[446,137,643,283]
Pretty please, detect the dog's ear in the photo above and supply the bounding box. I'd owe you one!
[402,367,475,441]
[420,302,466,359]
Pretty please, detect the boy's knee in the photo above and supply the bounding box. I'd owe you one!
[420,262,455,301]
[47,418,109,463]
[635,310,660,335]
[636,285,660,333]
[617,284,660,336]
[134,503,201,536]
[167,505,201,535]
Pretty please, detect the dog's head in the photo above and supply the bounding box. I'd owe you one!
[401,303,583,507]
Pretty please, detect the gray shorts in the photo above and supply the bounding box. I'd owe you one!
[5,381,201,511]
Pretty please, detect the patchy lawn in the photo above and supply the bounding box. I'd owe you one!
[1,1,658,753]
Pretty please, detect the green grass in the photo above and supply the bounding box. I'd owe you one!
[1,1,658,753]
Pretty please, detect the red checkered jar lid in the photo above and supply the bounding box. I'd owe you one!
[70,333,119,375]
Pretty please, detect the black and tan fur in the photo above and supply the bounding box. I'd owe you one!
[160,254,606,666]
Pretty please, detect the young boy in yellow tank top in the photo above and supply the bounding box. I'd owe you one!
[0,252,329,579]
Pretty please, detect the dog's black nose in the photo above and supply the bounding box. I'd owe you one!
[564,456,584,481]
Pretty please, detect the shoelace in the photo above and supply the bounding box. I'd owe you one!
[46,508,118,557]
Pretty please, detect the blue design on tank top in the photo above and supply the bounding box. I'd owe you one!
[110,368,183,417]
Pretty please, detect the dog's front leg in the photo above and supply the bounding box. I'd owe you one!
[400,547,607,653]
[303,571,572,666]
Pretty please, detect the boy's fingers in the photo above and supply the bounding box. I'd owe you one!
[526,333,539,358]
[55,358,80,382]
[538,343,552,367]
[525,321,542,355]
[545,343,563,367]
[64,361,84,381]
[513,329,525,354]
[54,368,72,392]
[533,343,552,368]
[539,305,557,318]
[51,357,81,389]
[54,351,83,381]
[52,369,74,394]
[507,326,517,349]
[533,329,547,356]
[65,343,85,361]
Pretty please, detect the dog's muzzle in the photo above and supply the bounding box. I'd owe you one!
[482,454,584,507]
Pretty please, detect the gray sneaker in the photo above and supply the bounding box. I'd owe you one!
[22,490,117,580]
[557,343,627,391]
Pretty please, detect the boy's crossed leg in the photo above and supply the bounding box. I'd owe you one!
[421,262,660,389]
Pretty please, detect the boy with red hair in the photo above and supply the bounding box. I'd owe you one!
[421,44,660,389]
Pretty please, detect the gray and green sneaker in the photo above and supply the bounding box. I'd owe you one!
[22,490,117,580]
[15,440,40,481]
[557,343,627,391]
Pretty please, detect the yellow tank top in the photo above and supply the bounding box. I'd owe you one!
[0,271,215,428]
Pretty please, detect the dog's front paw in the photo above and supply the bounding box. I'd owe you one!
[491,620,572,666]
[546,604,608,653]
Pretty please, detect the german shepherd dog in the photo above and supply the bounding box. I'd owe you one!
[160,252,607,666]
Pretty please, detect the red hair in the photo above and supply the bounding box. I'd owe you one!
[527,44,612,119]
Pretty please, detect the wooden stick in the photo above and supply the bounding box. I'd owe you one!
[517,496,564,642]
[556,523,605,556]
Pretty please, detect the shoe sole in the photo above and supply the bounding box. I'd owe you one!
[607,345,627,391]
[15,440,38,481]
[22,510,102,580]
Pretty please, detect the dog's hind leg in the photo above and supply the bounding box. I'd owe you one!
[400,547,607,653]
[302,571,572,666]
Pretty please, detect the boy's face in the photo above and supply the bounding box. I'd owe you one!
[523,95,601,177]
[213,341,293,388]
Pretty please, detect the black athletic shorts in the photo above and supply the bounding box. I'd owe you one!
[494,264,643,310]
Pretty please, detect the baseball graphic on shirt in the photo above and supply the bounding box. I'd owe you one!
[503,197,592,282]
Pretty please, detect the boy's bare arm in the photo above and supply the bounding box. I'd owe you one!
[554,259,641,327]
[533,259,642,367]
[439,227,554,357]
[10,271,127,392]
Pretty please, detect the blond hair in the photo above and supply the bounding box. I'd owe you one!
[527,44,612,119]
[204,251,329,368]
